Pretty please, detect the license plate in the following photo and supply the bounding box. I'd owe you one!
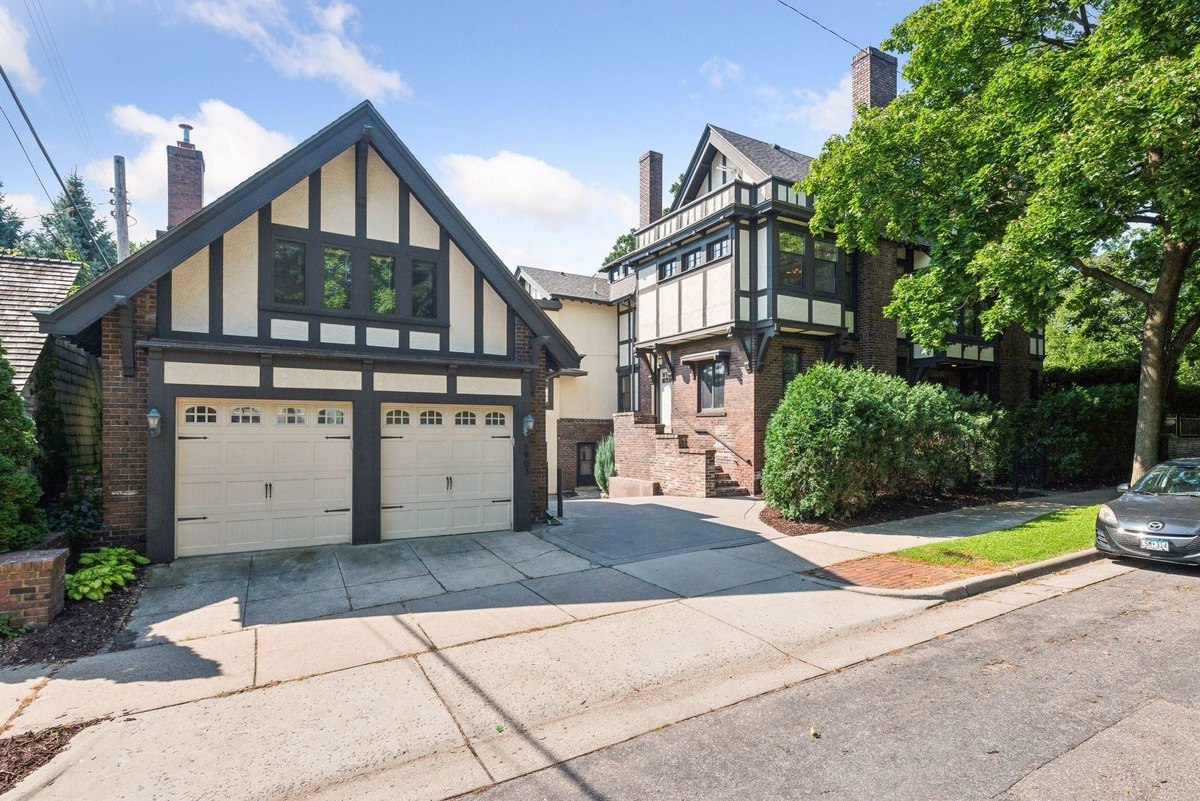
[1141,537,1170,552]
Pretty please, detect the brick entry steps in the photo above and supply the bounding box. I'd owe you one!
[612,413,752,499]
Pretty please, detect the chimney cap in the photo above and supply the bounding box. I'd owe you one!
[178,123,194,143]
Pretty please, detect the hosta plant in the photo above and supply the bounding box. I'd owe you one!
[64,547,150,601]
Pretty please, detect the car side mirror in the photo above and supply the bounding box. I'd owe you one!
[1116,482,1131,493]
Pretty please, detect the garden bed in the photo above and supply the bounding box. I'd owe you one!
[0,722,93,794]
[760,487,1039,536]
[0,570,146,667]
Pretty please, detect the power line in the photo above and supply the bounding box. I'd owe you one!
[0,104,79,257]
[772,0,862,50]
[0,63,112,271]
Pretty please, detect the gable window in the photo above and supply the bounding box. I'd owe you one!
[370,255,396,315]
[812,239,838,295]
[659,259,678,280]
[778,223,805,288]
[184,405,218,424]
[273,241,306,305]
[412,259,436,319]
[782,348,803,386]
[323,247,352,310]
[707,237,731,262]
[698,360,726,412]
[316,408,345,425]
[276,406,307,425]
[454,410,477,426]
[230,406,261,425]
[682,249,703,273]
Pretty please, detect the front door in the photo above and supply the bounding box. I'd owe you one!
[658,367,672,432]
[577,442,596,486]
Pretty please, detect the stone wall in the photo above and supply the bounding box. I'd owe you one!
[0,549,67,628]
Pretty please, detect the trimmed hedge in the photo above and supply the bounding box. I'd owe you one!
[763,363,1009,521]
[0,348,48,552]
[1015,384,1138,485]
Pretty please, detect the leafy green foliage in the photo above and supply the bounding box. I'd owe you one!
[763,363,1009,520]
[896,505,1100,568]
[0,347,48,552]
[47,488,102,548]
[0,180,28,251]
[602,228,636,267]
[1015,384,1139,484]
[30,171,117,285]
[64,547,149,602]
[0,616,29,641]
[803,1,1200,479]
[594,434,615,495]
[29,349,69,500]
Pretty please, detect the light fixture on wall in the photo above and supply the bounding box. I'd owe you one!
[522,413,535,437]
[147,408,162,438]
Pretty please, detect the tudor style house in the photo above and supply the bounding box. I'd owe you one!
[35,102,579,562]
[514,266,634,494]
[603,47,1045,499]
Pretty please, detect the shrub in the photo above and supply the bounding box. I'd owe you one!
[763,363,1009,521]
[1015,384,1138,485]
[64,547,149,602]
[47,487,102,548]
[594,434,615,495]
[0,347,48,552]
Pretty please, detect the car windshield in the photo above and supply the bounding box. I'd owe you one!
[1131,464,1200,495]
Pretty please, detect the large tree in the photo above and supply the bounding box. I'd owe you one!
[0,180,27,251]
[804,0,1200,481]
[31,170,116,284]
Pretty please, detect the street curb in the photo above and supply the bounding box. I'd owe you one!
[803,548,1104,601]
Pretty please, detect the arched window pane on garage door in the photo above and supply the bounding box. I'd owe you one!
[485,411,506,427]
[385,409,410,426]
[419,410,442,426]
[317,408,344,426]
[184,405,218,424]
[276,406,307,425]
[230,406,261,424]
[455,411,477,426]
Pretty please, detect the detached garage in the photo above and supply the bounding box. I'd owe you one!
[34,102,580,562]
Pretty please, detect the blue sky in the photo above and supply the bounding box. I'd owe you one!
[0,0,921,274]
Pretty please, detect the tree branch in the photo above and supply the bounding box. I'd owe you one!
[1078,5,1093,37]
[1037,34,1077,50]
[1128,214,1165,227]
[1169,310,1200,363]
[1074,257,1152,305]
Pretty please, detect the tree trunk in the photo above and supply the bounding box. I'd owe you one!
[1131,241,1189,482]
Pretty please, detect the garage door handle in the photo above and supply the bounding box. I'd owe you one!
[381,435,405,439]
[177,516,208,522]
[381,504,404,510]
[324,435,351,440]
[490,435,509,439]
[324,507,350,513]
[179,436,208,440]
[490,499,511,504]
[446,476,453,490]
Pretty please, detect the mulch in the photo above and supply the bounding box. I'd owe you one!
[0,570,147,667]
[806,553,990,590]
[759,488,1039,537]
[0,722,93,794]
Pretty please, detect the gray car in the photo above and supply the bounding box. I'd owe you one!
[1095,458,1200,565]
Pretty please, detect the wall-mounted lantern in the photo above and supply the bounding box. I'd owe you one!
[522,413,535,437]
[147,408,162,438]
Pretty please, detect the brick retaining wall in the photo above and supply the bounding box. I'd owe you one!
[0,549,67,628]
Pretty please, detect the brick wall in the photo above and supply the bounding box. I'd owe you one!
[556,418,613,493]
[639,151,663,228]
[0,549,67,628]
[167,141,204,229]
[99,286,156,549]
[854,244,900,373]
[612,412,713,497]
[516,319,548,522]
[997,323,1035,410]
[851,47,898,112]
[755,334,828,475]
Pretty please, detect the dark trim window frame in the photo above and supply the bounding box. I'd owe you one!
[272,239,307,306]
[776,221,847,300]
[698,359,726,412]
[681,248,703,273]
[658,258,679,280]
[782,347,803,386]
[706,236,731,262]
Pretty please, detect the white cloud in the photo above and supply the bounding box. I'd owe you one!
[437,151,636,274]
[700,57,743,90]
[0,5,43,92]
[91,100,294,235]
[762,72,854,142]
[5,192,49,224]
[184,0,410,100]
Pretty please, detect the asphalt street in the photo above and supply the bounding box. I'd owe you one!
[469,561,1200,801]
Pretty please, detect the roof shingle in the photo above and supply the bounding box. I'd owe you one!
[518,265,633,303]
[709,125,814,183]
[0,255,82,392]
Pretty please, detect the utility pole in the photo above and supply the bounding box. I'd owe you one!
[113,155,130,261]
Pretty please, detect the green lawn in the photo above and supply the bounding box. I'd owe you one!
[894,505,1101,570]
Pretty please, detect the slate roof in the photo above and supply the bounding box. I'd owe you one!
[709,125,814,184]
[518,265,634,304]
[0,255,82,392]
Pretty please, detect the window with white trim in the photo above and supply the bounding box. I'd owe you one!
[485,411,506,427]
[184,405,218,424]
[419,410,443,426]
[276,406,307,425]
[385,409,410,426]
[230,406,261,425]
[455,411,477,426]
[316,408,344,426]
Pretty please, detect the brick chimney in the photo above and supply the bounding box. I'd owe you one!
[851,46,898,115]
[639,150,663,228]
[167,123,204,228]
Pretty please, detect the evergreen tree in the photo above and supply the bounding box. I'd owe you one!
[31,170,116,284]
[0,345,48,552]
[0,180,27,251]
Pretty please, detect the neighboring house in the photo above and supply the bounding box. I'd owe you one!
[603,47,1044,498]
[514,266,634,494]
[0,255,101,485]
[35,102,579,562]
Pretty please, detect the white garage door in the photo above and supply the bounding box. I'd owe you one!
[381,403,513,539]
[175,399,353,557]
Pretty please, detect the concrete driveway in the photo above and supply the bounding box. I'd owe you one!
[1,490,1111,800]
